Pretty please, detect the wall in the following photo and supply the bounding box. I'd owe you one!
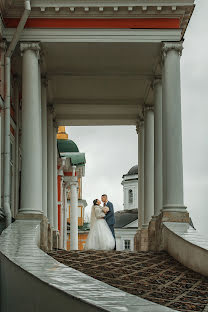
[67,231,89,250]
[163,222,208,277]
[115,228,137,251]
[122,175,138,210]
[0,220,173,312]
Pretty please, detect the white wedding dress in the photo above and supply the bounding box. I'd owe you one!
[85,205,115,250]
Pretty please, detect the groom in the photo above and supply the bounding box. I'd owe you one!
[101,194,115,239]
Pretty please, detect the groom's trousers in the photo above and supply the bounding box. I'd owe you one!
[109,224,115,238]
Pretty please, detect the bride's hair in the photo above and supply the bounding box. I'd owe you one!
[93,199,98,205]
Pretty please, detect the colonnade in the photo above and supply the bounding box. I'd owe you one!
[137,42,187,233]
[19,42,79,250]
[10,40,186,250]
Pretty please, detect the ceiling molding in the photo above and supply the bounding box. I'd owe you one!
[48,72,156,80]
[54,98,144,106]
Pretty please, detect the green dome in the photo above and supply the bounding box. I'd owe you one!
[57,139,79,153]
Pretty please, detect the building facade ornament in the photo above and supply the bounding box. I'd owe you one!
[162,42,183,58]
[20,42,41,58]
[136,117,144,134]
[0,40,7,51]
[152,77,162,89]
[47,104,54,114]
[41,75,48,88]
[53,119,59,132]
[144,105,154,113]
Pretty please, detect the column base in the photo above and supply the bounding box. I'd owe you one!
[16,213,49,251]
[134,210,190,252]
[16,213,43,221]
[148,217,157,251]
[18,208,43,215]
[160,210,190,223]
[134,228,149,251]
[48,223,53,251]
[162,204,187,213]
[53,230,59,250]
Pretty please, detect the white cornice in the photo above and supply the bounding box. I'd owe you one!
[4,29,182,43]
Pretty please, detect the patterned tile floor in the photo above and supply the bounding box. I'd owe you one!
[49,250,208,312]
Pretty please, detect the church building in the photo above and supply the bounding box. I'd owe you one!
[57,126,88,250]
[115,165,138,251]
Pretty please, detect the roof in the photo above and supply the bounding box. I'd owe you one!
[123,165,138,178]
[60,152,86,166]
[114,209,138,228]
[57,139,79,153]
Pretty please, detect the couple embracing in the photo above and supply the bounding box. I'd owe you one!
[85,194,116,250]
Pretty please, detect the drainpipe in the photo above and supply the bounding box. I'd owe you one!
[3,0,31,227]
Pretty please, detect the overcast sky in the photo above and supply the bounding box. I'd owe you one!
[67,0,208,235]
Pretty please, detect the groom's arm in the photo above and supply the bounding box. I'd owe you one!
[105,202,114,220]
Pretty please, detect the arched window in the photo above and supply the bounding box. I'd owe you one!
[128,189,133,204]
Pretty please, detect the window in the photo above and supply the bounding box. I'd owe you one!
[124,240,131,250]
[128,189,133,203]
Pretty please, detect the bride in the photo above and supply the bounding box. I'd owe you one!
[85,199,115,250]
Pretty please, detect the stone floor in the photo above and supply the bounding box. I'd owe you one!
[49,250,208,312]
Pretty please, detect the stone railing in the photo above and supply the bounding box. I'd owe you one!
[0,219,177,312]
[163,222,208,277]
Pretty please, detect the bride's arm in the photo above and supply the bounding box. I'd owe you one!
[95,206,106,219]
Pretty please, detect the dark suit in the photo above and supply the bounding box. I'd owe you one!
[104,201,115,238]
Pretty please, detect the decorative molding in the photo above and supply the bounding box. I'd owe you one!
[161,41,183,58]
[4,29,182,43]
[144,105,154,113]
[0,40,7,51]
[136,117,144,134]
[152,77,162,89]
[41,75,48,88]
[20,42,41,58]
[53,119,59,132]
[47,104,54,114]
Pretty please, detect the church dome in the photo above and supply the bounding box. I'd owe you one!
[57,139,79,153]
[127,165,138,176]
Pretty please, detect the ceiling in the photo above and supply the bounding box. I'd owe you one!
[44,42,161,126]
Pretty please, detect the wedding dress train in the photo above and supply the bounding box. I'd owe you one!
[85,205,115,250]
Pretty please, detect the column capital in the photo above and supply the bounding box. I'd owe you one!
[41,75,48,88]
[136,117,144,134]
[20,42,41,58]
[69,176,78,187]
[0,40,7,52]
[144,105,154,113]
[47,104,54,114]
[162,42,183,58]
[53,119,58,132]
[152,78,162,89]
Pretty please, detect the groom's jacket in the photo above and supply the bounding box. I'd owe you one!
[104,201,115,226]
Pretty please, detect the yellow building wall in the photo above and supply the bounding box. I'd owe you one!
[67,205,84,227]
[67,232,89,251]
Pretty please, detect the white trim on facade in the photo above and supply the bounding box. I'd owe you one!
[115,228,137,251]
[4,29,182,43]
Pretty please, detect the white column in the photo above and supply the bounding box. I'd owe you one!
[153,79,163,217]
[20,43,42,214]
[162,42,186,212]
[63,182,68,250]
[70,166,78,250]
[14,80,20,216]
[0,102,2,218]
[53,123,58,231]
[136,118,144,229]
[41,77,48,217]
[143,106,154,227]
[47,106,54,226]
